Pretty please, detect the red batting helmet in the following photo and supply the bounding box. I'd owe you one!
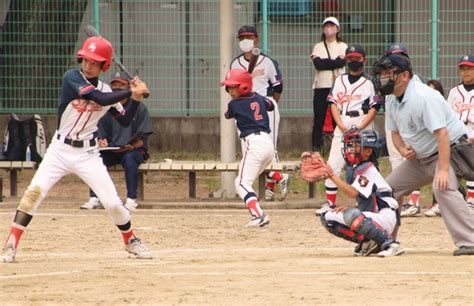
[220,69,253,96]
[76,37,113,72]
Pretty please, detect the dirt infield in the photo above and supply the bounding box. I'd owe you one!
[0,208,472,305]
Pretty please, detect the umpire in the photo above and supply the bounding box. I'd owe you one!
[372,54,474,256]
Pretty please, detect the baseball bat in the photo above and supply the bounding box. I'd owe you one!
[247,47,261,74]
[84,25,150,98]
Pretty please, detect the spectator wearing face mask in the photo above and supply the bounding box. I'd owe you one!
[310,17,347,152]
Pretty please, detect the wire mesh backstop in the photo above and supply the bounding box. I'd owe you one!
[0,0,473,115]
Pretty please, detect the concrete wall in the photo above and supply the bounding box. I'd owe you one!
[0,114,385,155]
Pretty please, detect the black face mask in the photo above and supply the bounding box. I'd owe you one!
[347,61,364,72]
[373,74,398,96]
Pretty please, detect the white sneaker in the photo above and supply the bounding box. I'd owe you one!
[376,242,405,257]
[315,200,335,216]
[125,237,152,259]
[1,243,16,263]
[265,189,275,201]
[125,198,138,210]
[80,197,102,210]
[424,204,441,217]
[279,173,291,201]
[246,213,270,228]
[400,203,420,217]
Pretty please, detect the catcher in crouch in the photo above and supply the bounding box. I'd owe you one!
[309,128,404,257]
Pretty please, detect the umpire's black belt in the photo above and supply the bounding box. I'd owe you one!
[57,134,96,148]
[340,110,362,117]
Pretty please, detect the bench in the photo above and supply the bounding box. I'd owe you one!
[0,161,38,200]
[108,160,311,200]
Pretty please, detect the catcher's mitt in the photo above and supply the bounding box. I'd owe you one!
[300,152,334,183]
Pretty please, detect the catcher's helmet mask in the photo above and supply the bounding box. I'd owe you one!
[372,54,412,95]
[342,128,383,166]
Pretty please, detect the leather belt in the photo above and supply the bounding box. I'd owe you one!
[57,134,96,148]
[341,110,362,117]
[426,134,468,158]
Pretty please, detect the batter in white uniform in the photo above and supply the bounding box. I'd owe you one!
[1,37,152,263]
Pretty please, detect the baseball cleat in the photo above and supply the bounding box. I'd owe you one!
[400,203,420,217]
[424,204,441,217]
[360,240,381,257]
[376,242,405,257]
[125,198,138,210]
[1,243,16,263]
[265,189,275,201]
[279,173,291,201]
[246,213,270,228]
[125,237,152,259]
[315,200,336,216]
[80,197,102,210]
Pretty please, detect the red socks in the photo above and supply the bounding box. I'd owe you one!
[121,229,135,245]
[246,198,263,218]
[5,224,25,248]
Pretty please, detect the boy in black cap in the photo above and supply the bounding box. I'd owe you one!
[81,71,154,210]
[446,54,474,215]
[315,44,380,215]
[231,26,289,202]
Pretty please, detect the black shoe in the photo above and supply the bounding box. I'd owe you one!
[453,246,474,256]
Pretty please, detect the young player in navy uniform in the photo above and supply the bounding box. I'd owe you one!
[81,72,154,211]
[1,37,151,263]
[315,44,380,216]
[319,128,403,257]
[231,25,289,202]
[221,69,275,227]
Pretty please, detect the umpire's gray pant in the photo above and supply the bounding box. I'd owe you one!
[386,155,474,248]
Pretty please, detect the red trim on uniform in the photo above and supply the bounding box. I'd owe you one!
[76,112,93,139]
[346,78,367,113]
[79,84,95,95]
[456,85,466,122]
[67,113,83,138]
[355,162,373,176]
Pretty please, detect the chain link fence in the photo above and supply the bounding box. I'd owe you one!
[0,0,473,115]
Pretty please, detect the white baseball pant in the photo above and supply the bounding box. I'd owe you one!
[19,133,130,225]
[324,207,397,235]
[235,133,274,199]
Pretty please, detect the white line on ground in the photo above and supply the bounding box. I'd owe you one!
[154,271,471,277]
[0,270,81,279]
[14,246,458,259]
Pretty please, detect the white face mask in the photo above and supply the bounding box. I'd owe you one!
[239,39,254,53]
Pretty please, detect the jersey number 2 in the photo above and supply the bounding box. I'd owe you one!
[250,102,263,121]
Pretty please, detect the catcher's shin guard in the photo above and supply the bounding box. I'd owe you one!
[320,213,365,243]
[343,208,393,249]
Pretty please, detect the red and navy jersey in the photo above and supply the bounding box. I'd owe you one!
[57,69,124,141]
[224,93,274,138]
